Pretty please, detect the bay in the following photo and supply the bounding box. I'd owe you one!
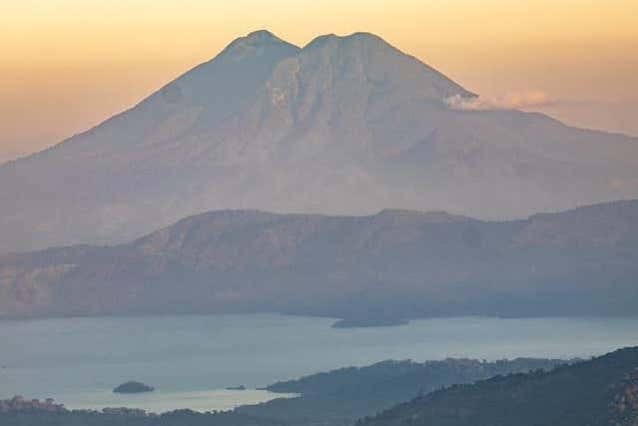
[1,314,637,413]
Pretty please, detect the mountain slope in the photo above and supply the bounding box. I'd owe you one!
[357,347,638,426]
[0,200,637,319]
[1,31,637,253]
[0,30,301,252]
[236,358,567,426]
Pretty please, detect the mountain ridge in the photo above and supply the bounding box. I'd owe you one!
[1,199,636,320]
[357,346,638,426]
[236,357,569,426]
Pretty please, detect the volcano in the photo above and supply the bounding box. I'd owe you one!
[1,30,637,252]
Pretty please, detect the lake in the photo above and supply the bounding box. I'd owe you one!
[1,314,637,413]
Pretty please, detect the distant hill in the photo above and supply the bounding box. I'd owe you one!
[237,358,568,426]
[1,30,637,253]
[358,347,638,426]
[0,199,637,320]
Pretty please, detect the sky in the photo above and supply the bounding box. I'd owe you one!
[1,0,637,163]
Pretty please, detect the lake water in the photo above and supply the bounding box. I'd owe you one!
[1,314,637,413]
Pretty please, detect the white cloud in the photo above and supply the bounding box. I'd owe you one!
[446,90,555,111]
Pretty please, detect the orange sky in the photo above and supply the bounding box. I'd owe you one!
[1,0,637,162]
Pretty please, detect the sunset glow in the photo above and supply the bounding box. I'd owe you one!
[2,0,637,161]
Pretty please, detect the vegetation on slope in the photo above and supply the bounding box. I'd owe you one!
[0,404,283,426]
[238,358,568,426]
[357,347,638,426]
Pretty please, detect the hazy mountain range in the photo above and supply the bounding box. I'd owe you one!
[1,30,637,253]
[1,199,636,320]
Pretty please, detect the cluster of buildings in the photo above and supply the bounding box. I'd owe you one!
[101,407,148,417]
[0,396,150,417]
[0,395,65,413]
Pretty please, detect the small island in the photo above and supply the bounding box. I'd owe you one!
[225,385,247,391]
[113,381,154,394]
[332,317,410,329]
